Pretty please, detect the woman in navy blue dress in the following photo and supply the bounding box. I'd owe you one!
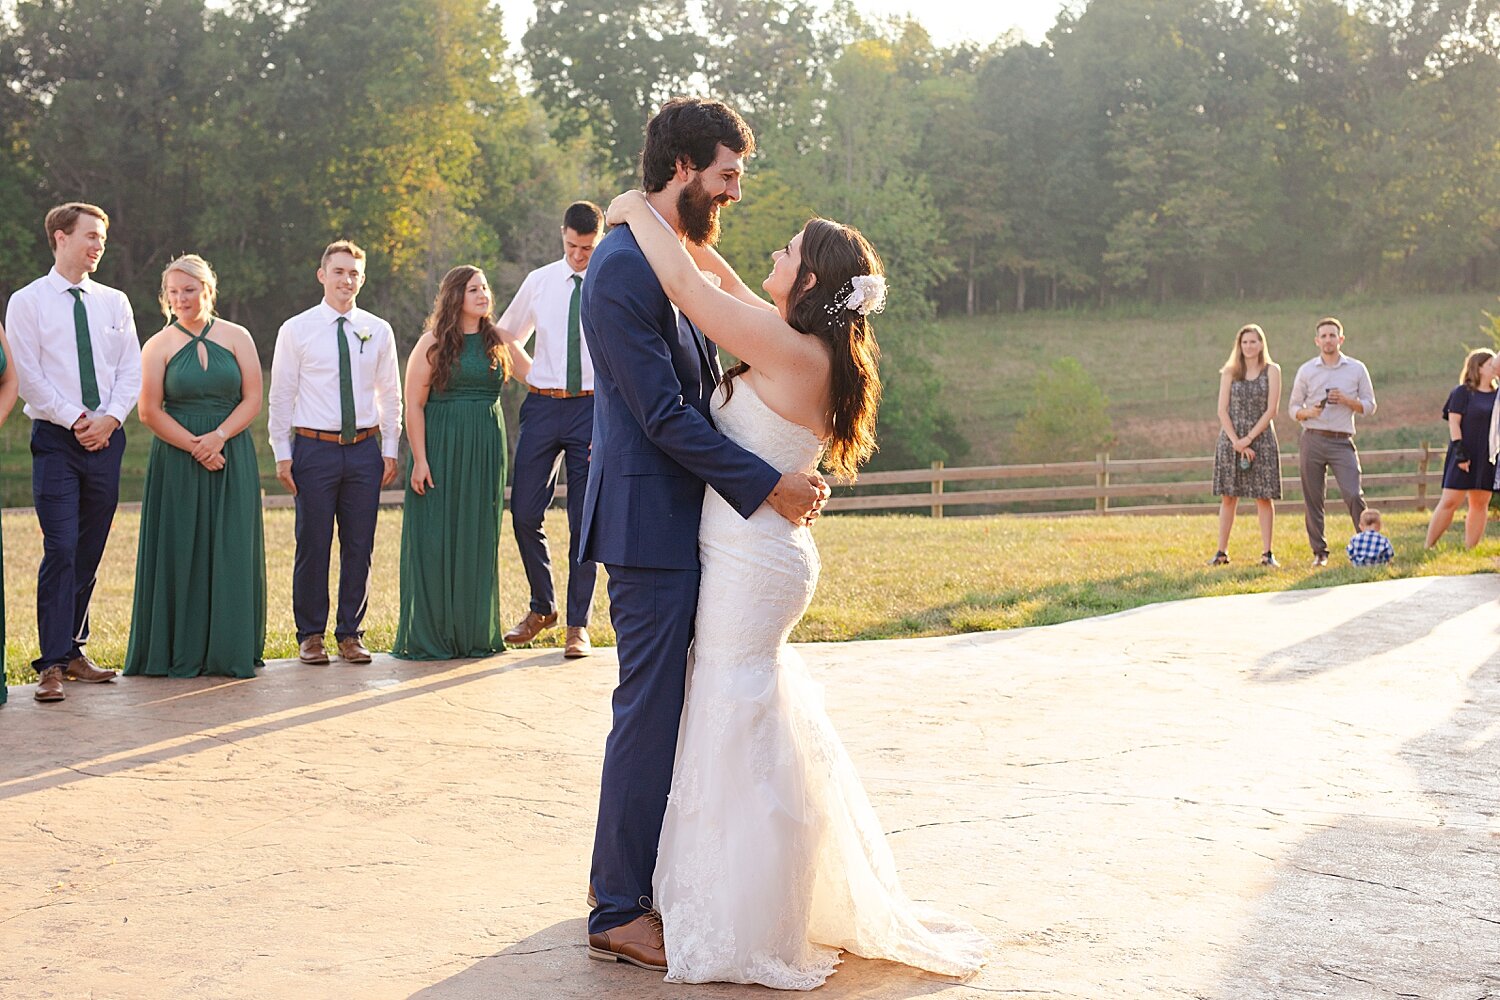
[1424,348,1498,548]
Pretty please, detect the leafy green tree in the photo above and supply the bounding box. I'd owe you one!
[913,59,1005,315]
[978,40,1105,310]
[698,0,828,136]
[1010,356,1114,463]
[524,0,701,185]
[5,0,228,314]
[769,29,967,465]
[717,169,817,283]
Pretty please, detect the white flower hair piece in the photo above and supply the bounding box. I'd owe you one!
[826,274,888,317]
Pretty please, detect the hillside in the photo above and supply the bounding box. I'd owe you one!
[926,293,1496,464]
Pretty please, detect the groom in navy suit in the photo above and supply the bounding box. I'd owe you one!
[579,98,828,970]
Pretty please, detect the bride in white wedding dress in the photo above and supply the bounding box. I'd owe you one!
[607,191,990,990]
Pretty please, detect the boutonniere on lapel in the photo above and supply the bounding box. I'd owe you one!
[354,327,373,354]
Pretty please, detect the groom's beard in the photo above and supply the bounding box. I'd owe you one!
[679,176,729,246]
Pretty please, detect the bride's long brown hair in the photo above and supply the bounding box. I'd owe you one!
[722,218,883,480]
[424,265,509,392]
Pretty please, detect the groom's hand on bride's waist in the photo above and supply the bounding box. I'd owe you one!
[768,472,830,527]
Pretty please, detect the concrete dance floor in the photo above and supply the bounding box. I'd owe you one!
[1,575,1497,999]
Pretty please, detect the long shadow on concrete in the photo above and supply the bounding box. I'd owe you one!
[1250,577,1495,683]
[407,918,971,1000]
[1218,643,1500,996]
[0,653,558,801]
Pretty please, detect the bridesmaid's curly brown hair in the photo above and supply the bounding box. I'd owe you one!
[424,265,509,393]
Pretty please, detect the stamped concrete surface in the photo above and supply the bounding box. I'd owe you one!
[1,574,1498,999]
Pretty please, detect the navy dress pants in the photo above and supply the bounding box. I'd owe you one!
[30,421,125,670]
[588,563,699,934]
[291,435,382,640]
[510,393,597,626]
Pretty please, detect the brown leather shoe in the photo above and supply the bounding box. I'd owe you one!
[34,666,65,702]
[587,908,666,972]
[504,610,558,645]
[587,883,597,908]
[337,636,372,664]
[564,627,592,659]
[64,654,116,683]
[298,635,330,665]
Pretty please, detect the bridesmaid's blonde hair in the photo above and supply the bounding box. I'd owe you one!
[1220,324,1273,381]
[158,254,219,320]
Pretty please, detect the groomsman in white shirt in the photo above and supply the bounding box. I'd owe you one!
[5,202,141,701]
[498,202,603,658]
[268,240,401,665]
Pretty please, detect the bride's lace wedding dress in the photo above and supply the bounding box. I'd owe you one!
[653,380,990,990]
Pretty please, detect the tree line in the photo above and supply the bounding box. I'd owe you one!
[1,0,1497,468]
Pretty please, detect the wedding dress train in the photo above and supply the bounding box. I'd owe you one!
[653,380,990,990]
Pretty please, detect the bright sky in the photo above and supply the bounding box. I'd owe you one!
[496,0,1068,52]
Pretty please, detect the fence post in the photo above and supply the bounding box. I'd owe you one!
[930,459,944,518]
[1095,451,1109,515]
[1416,441,1430,511]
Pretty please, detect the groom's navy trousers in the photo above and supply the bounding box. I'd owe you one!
[579,225,779,935]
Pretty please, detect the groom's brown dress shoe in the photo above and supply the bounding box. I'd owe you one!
[587,909,667,972]
[503,610,557,646]
[64,655,116,683]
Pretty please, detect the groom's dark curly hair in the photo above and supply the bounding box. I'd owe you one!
[640,98,755,192]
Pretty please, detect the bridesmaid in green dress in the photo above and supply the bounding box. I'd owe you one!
[123,255,265,678]
[0,320,19,705]
[392,265,520,659]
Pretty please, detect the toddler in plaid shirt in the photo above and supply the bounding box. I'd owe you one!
[1347,508,1394,566]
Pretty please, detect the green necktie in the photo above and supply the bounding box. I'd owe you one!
[67,288,101,411]
[336,316,356,443]
[567,274,583,395]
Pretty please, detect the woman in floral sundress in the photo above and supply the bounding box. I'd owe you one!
[1210,323,1282,566]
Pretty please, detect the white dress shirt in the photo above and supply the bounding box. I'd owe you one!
[267,300,402,460]
[498,259,595,392]
[1288,353,1377,435]
[4,267,142,428]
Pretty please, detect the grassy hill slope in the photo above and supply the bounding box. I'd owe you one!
[926,293,1496,464]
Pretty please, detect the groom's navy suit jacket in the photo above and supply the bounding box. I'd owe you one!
[579,223,779,568]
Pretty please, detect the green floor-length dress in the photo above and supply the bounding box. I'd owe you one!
[123,321,265,678]
[1,340,8,706]
[391,333,507,660]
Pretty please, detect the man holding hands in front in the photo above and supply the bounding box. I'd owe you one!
[6,203,140,701]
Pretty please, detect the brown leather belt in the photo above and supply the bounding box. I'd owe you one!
[527,385,593,398]
[1305,428,1352,439]
[295,427,377,445]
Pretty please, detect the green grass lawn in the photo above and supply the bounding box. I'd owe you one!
[3,506,1493,686]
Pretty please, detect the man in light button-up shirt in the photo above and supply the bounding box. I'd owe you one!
[4,202,141,700]
[1289,316,1378,565]
[496,201,603,658]
[267,240,401,665]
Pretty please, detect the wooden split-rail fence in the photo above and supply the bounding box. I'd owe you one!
[819,445,1440,517]
[3,445,1440,519]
